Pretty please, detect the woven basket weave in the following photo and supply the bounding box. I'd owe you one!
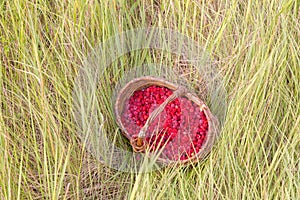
[115,76,219,165]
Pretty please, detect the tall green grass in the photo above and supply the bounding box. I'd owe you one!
[0,0,299,199]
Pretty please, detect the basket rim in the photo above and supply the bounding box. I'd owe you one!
[114,76,219,165]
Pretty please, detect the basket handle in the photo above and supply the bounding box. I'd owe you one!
[130,86,187,152]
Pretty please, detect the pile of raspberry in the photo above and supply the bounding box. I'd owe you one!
[121,85,208,161]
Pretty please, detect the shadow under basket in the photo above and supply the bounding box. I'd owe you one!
[115,76,219,165]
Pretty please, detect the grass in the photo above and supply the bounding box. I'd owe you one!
[0,0,299,199]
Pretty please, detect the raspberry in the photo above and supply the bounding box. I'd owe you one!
[121,85,209,161]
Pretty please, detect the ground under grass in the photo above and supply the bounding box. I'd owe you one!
[0,0,299,199]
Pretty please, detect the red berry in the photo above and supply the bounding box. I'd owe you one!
[121,85,209,161]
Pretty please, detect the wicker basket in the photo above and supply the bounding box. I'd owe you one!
[115,76,219,165]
